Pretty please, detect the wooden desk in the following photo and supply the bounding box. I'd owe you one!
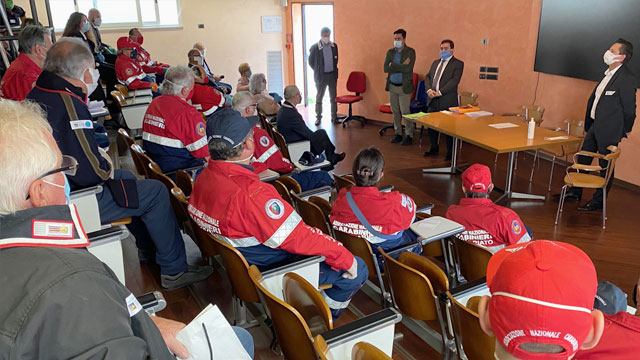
[408,112,582,202]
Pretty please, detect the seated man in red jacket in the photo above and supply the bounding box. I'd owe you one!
[115,37,159,96]
[129,28,169,78]
[232,91,333,191]
[0,25,51,101]
[188,107,367,319]
[446,163,531,253]
[190,64,228,116]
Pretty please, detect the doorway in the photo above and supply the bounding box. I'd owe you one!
[292,3,334,107]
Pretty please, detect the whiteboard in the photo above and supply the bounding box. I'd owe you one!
[261,16,282,33]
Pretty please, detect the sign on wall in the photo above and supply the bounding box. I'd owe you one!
[261,16,282,33]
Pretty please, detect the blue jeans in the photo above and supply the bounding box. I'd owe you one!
[319,257,368,319]
[96,169,187,275]
[232,326,254,359]
[290,171,333,192]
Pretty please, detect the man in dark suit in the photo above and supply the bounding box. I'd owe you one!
[423,39,464,160]
[558,39,636,211]
[308,27,339,125]
[276,85,345,165]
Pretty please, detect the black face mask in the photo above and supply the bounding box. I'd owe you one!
[130,48,138,60]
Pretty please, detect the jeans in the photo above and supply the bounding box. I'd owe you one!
[232,326,254,359]
[319,257,368,319]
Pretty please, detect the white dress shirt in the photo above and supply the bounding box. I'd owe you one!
[590,64,622,119]
[434,57,452,92]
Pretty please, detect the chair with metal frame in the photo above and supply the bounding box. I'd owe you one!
[452,237,492,283]
[291,192,333,236]
[458,91,478,107]
[446,292,495,360]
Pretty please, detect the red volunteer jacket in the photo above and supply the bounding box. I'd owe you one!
[574,311,640,360]
[445,197,530,253]
[330,187,416,243]
[115,54,152,90]
[0,53,41,101]
[135,45,168,74]
[191,82,225,115]
[250,126,295,174]
[188,161,354,270]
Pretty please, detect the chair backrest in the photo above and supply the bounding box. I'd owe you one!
[380,248,439,321]
[314,335,335,360]
[279,175,302,194]
[273,179,294,205]
[458,91,478,106]
[415,80,427,103]
[334,173,355,192]
[111,90,126,107]
[114,84,130,97]
[171,186,218,258]
[447,292,495,360]
[352,341,392,360]
[130,144,153,178]
[283,272,333,334]
[603,145,622,183]
[170,186,191,226]
[454,238,492,282]
[564,118,585,137]
[308,196,332,223]
[118,128,136,148]
[248,265,318,360]
[291,192,331,235]
[397,252,448,294]
[147,162,177,192]
[334,230,379,285]
[175,169,194,197]
[271,130,291,160]
[522,104,545,125]
[212,236,261,303]
[346,71,366,94]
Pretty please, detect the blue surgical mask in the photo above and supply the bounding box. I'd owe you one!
[440,50,452,60]
[43,173,71,204]
[130,48,138,60]
[394,40,403,49]
[81,22,90,33]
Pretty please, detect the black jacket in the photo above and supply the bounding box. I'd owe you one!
[585,64,637,144]
[0,205,173,359]
[308,40,338,84]
[425,56,464,110]
[27,71,112,190]
[276,101,314,143]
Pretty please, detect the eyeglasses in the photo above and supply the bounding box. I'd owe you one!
[25,155,78,200]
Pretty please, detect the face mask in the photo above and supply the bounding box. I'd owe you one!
[245,70,252,78]
[440,50,452,60]
[322,36,330,44]
[81,22,90,33]
[603,50,622,65]
[43,173,71,205]
[130,48,138,60]
[202,49,207,57]
[134,36,144,45]
[94,18,102,27]
[82,67,100,96]
[194,56,203,66]
[394,40,403,49]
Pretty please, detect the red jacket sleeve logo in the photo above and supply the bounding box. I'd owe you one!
[265,199,285,220]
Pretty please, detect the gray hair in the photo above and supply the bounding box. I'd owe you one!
[0,101,58,215]
[321,27,331,35]
[160,65,195,95]
[283,85,300,100]
[248,73,266,95]
[231,91,254,111]
[19,25,49,54]
[43,37,94,79]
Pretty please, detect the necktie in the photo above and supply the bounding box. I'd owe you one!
[432,60,444,90]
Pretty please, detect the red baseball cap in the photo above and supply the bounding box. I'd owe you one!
[117,37,136,51]
[486,240,598,359]
[462,163,492,193]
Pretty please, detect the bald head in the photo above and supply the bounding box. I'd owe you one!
[43,37,93,79]
[193,42,204,51]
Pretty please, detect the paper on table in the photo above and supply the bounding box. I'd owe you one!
[176,304,251,360]
[488,123,519,129]
[465,111,493,117]
[440,110,453,115]
[88,100,105,111]
[543,136,569,141]
[403,112,429,119]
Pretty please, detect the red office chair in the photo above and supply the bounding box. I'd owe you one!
[336,71,366,127]
[379,72,419,136]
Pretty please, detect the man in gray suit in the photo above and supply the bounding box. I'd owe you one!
[309,27,339,126]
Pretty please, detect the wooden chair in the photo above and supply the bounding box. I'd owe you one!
[291,192,332,236]
[309,196,332,223]
[114,84,130,98]
[503,104,545,125]
[171,187,217,258]
[458,91,478,106]
[110,90,126,107]
[175,169,194,197]
[380,249,452,354]
[352,342,393,360]
[273,179,294,205]
[283,272,333,336]
[334,173,355,192]
[313,335,335,360]
[130,144,154,178]
[446,292,495,360]
[271,129,292,160]
[278,175,302,194]
[453,237,492,282]
[556,145,621,228]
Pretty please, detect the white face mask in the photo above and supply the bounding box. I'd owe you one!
[394,40,403,49]
[603,50,623,65]
[194,56,203,66]
[93,18,102,27]
[322,36,330,44]
[82,67,100,96]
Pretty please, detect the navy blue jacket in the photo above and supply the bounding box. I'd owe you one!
[276,101,315,143]
[27,71,111,190]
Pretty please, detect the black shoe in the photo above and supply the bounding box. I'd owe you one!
[161,265,214,291]
[424,148,440,157]
[553,192,581,202]
[401,136,413,145]
[445,152,452,161]
[578,200,603,211]
[315,118,321,126]
[332,118,341,124]
[390,135,403,143]
[331,152,346,165]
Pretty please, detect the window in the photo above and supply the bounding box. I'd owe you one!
[50,0,181,31]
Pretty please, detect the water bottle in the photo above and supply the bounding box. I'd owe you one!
[527,118,536,139]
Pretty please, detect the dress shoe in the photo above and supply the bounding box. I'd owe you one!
[553,192,582,202]
[332,152,346,165]
[390,135,403,143]
[424,148,440,156]
[444,152,452,161]
[161,265,214,291]
[401,136,413,145]
[315,118,321,126]
[578,200,603,211]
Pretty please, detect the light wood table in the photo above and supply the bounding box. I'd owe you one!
[408,112,582,202]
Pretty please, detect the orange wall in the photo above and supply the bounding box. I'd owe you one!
[331,0,640,185]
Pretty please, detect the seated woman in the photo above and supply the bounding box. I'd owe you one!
[249,73,281,117]
[191,65,230,115]
[330,147,421,257]
[237,62,251,92]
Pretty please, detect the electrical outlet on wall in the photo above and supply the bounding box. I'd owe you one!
[481,38,489,45]
[198,24,204,29]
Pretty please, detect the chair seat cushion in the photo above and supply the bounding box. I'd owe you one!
[564,173,606,189]
[335,95,363,103]
[378,104,392,114]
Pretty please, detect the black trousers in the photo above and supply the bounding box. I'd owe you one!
[427,99,453,154]
[309,129,337,162]
[570,126,617,204]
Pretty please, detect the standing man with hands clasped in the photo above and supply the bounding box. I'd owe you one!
[555,38,636,211]
[309,27,339,126]
[384,29,416,145]
[424,39,464,161]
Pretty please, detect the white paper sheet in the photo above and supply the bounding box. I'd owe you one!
[488,122,519,129]
[543,136,569,141]
[465,111,493,117]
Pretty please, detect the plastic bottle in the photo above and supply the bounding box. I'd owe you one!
[527,118,536,139]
